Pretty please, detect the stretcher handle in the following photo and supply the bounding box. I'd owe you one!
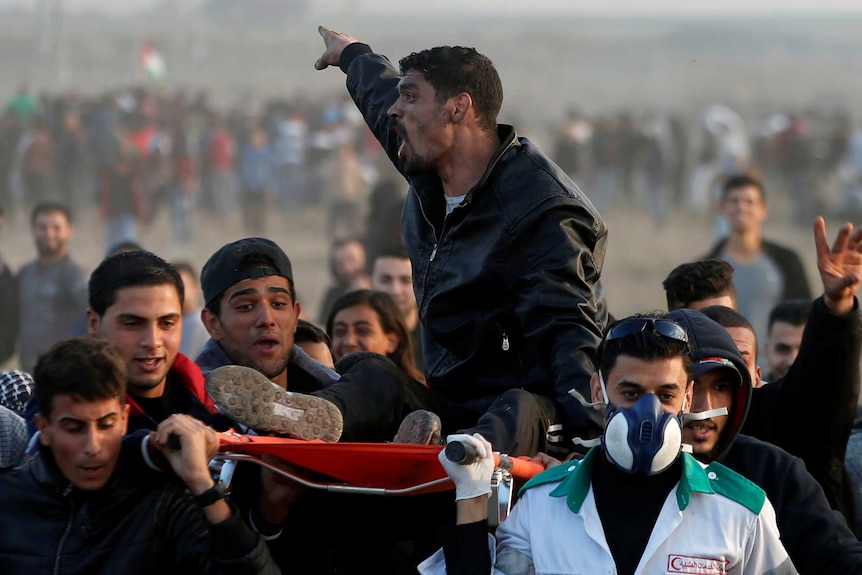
[444,441,545,479]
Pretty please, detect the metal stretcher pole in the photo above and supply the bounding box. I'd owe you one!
[219,453,453,496]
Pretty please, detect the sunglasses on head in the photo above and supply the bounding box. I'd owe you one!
[604,318,689,345]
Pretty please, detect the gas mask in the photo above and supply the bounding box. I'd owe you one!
[599,372,684,476]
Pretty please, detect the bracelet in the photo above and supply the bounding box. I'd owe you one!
[192,482,227,508]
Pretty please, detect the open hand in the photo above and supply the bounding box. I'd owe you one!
[814,216,862,314]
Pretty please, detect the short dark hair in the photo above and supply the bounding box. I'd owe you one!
[399,46,503,136]
[721,173,765,203]
[597,312,693,380]
[89,251,184,316]
[663,259,736,311]
[31,202,73,226]
[295,319,331,348]
[768,299,810,332]
[698,305,758,358]
[373,243,410,263]
[34,338,127,419]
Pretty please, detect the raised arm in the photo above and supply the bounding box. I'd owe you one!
[744,217,862,520]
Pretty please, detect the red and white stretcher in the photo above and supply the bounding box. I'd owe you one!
[214,432,545,497]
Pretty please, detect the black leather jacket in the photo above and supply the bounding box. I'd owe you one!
[0,444,279,574]
[341,44,608,436]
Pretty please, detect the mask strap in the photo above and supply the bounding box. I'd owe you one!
[568,387,606,409]
[683,407,730,421]
[573,436,602,448]
[599,371,610,405]
[569,372,608,449]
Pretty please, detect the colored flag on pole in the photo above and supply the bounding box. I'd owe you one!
[140,40,166,82]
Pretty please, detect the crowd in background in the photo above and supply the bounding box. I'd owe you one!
[2,84,862,258]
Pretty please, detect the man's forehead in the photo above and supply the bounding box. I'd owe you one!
[226,275,291,296]
[607,355,688,383]
[398,71,431,89]
[108,283,182,311]
[726,185,762,200]
[725,326,755,348]
[52,394,124,419]
[695,367,737,385]
[374,257,411,273]
[769,321,804,339]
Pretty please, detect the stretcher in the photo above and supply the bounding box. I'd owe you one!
[212,432,546,523]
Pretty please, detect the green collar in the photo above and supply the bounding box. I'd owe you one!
[520,449,714,514]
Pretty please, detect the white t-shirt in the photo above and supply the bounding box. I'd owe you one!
[445,194,466,215]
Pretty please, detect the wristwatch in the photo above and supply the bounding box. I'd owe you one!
[192,482,228,508]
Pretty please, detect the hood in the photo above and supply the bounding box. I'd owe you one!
[666,308,752,462]
[126,352,216,419]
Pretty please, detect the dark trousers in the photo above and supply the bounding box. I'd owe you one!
[313,354,560,456]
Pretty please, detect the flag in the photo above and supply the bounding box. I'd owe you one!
[140,40,166,83]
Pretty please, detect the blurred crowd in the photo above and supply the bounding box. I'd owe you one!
[3,83,862,256]
[548,103,859,227]
[0,82,403,255]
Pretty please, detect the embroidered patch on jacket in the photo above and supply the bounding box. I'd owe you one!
[667,554,729,574]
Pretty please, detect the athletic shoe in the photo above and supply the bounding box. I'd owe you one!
[206,365,343,442]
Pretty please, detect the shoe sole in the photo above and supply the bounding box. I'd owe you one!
[206,365,343,442]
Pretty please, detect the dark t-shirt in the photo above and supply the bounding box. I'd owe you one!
[593,455,682,575]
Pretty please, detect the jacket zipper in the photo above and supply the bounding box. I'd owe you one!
[54,484,75,575]
[416,196,441,313]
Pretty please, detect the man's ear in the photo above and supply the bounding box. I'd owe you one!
[451,93,473,124]
[201,308,222,340]
[683,380,694,412]
[35,412,50,446]
[120,404,130,435]
[753,365,763,388]
[86,309,100,337]
[590,372,601,404]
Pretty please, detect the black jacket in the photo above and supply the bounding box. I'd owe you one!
[705,237,812,301]
[341,43,609,438]
[743,296,861,524]
[722,435,862,575]
[0,444,279,574]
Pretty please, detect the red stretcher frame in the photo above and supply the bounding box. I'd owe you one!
[216,432,545,496]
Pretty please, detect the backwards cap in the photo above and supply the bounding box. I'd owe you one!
[200,238,293,307]
[666,308,752,461]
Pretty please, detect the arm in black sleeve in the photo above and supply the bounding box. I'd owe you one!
[342,44,405,171]
[743,296,860,517]
[507,198,608,439]
[724,436,862,575]
[443,520,492,575]
[164,488,281,575]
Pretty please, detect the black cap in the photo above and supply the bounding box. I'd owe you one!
[201,238,293,307]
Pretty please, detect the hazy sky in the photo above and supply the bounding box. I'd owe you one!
[5,0,862,16]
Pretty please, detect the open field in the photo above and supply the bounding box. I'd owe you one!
[0,11,855,343]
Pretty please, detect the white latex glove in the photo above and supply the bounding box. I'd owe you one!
[439,433,495,501]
